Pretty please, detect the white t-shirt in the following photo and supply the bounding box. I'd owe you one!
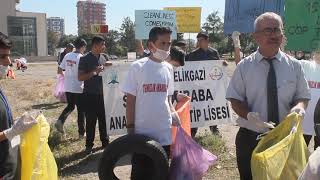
[121,57,174,145]
[301,60,320,135]
[59,52,83,93]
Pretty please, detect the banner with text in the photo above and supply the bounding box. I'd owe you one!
[285,0,320,51]
[102,61,233,135]
[164,7,201,33]
[135,10,177,39]
[224,0,285,34]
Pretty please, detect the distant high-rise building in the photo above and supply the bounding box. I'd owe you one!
[1,0,48,56]
[47,17,65,35]
[77,0,106,35]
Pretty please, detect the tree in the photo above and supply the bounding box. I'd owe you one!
[240,33,257,55]
[105,30,123,56]
[202,11,224,45]
[47,31,59,55]
[119,17,135,54]
[58,34,77,48]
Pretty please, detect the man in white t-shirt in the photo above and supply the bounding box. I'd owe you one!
[121,27,180,180]
[55,38,87,138]
[301,51,320,149]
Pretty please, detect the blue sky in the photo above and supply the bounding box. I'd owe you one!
[18,0,225,35]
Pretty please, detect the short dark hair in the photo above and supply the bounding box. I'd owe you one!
[170,46,186,66]
[196,31,209,39]
[149,27,172,43]
[0,32,12,49]
[66,43,74,49]
[74,38,87,49]
[175,40,186,47]
[92,36,105,46]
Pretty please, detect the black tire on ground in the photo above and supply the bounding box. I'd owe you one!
[98,134,169,180]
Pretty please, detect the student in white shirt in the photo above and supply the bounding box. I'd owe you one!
[301,50,320,149]
[121,27,180,180]
[55,38,87,138]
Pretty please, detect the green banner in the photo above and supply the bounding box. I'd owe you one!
[285,0,320,51]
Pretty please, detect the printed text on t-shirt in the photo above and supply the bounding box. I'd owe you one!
[67,60,77,67]
[308,81,320,89]
[143,84,168,93]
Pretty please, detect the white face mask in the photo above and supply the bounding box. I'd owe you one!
[0,65,8,79]
[153,48,170,61]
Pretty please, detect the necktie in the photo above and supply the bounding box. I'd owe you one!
[266,58,279,125]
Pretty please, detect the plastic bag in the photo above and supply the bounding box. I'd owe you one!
[7,68,15,79]
[53,74,66,103]
[251,113,309,180]
[20,113,58,180]
[169,126,218,180]
[172,96,191,143]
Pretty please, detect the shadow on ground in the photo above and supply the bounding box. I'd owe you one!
[32,102,64,110]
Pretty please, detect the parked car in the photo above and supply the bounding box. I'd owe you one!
[110,55,118,60]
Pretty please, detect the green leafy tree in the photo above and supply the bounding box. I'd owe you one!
[47,31,59,55]
[240,33,257,55]
[58,34,77,48]
[105,30,123,56]
[119,17,135,54]
[202,11,224,45]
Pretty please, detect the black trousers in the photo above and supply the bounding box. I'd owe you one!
[131,145,170,180]
[83,93,108,148]
[236,128,261,180]
[303,134,320,150]
[58,92,85,135]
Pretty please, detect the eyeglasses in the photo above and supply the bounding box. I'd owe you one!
[257,28,283,36]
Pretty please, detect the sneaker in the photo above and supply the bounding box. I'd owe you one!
[85,147,93,155]
[55,120,64,133]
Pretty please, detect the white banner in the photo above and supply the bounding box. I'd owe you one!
[102,60,233,135]
[173,61,233,128]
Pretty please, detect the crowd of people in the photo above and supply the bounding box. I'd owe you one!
[0,10,319,180]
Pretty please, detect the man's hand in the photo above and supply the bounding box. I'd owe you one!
[247,112,275,132]
[176,93,190,102]
[232,31,241,48]
[4,112,38,140]
[171,112,181,126]
[93,65,104,75]
[290,106,306,118]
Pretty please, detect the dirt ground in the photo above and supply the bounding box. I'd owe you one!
[2,61,240,180]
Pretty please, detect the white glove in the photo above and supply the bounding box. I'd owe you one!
[171,112,181,126]
[232,31,241,48]
[4,112,38,140]
[290,106,306,118]
[247,112,275,132]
